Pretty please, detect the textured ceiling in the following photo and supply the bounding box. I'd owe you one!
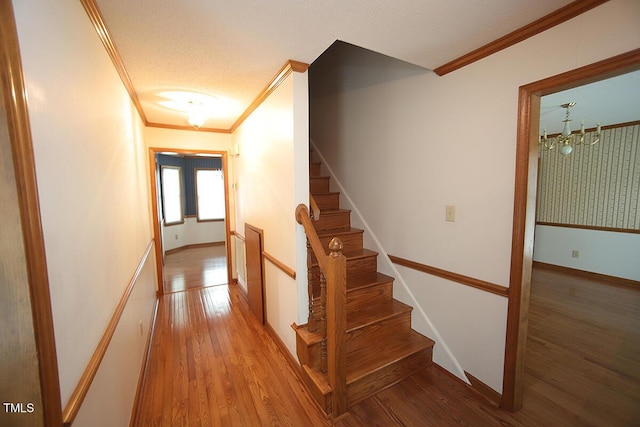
[94,0,576,129]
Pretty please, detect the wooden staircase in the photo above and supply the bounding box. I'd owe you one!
[294,157,435,417]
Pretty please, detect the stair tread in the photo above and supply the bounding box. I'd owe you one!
[347,272,394,291]
[347,299,412,331]
[342,248,378,258]
[317,227,363,238]
[346,330,434,383]
[312,191,340,195]
[318,208,351,215]
[295,324,323,345]
[310,249,377,268]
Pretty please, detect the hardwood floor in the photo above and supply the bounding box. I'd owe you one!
[134,284,331,426]
[514,266,640,427]
[163,245,228,293]
[136,250,640,426]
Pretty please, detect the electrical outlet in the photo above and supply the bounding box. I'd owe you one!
[175,234,178,240]
[571,250,579,258]
[445,205,456,222]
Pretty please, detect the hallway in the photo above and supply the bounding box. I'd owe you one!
[134,283,331,426]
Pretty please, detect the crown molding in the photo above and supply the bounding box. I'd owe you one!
[433,0,609,76]
[145,121,232,134]
[229,60,309,132]
[80,0,147,123]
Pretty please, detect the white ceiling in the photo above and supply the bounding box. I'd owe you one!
[540,69,640,134]
[94,0,577,129]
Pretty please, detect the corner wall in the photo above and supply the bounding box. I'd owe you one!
[232,71,309,356]
[310,0,640,393]
[12,0,157,423]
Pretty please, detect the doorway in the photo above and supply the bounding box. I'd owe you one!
[502,48,640,411]
[148,148,233,295]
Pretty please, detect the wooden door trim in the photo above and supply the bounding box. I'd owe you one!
[0,1,63,423]
[148,147,232,295]
[502,48,640,411]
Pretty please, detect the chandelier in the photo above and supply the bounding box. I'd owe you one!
[540,102,601,156]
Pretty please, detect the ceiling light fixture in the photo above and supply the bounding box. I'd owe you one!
[156,91,241,128]
[187,101,207,128]
[540,102,601,156]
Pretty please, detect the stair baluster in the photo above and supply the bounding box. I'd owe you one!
[306,237,317,332]
[319,271,327,373]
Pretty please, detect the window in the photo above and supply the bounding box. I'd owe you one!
[161,166,183,225]
[195,168,225,221]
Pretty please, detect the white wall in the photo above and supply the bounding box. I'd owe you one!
[144,126,233,151]
[534,225,640,281]
[13,0,157,423]
[310,0,640,393]
[162,218,226,252]
[232,71,309,356]
[74,253,157,427]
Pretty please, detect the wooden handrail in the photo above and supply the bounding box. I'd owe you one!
[309,194,320,221]
[296,204,327,271]
[263,251,296,279]
[296,203,348,417]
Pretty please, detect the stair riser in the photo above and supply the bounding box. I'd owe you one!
[310,255,377,281]
[346,314,412,357]
[310,177,330,193]
[318,231,363,254]
[301,366,331,413]
[313,212,351,232]
[346,255,378,277]
[347,282,394,310]
[314,193,340,210]
[296,333,322,369]
[346,348,433,407]
[310,162,322,176]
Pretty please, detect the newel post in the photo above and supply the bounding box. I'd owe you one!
[325,237,347,416]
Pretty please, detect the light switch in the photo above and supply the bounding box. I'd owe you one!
[446,205,455,222]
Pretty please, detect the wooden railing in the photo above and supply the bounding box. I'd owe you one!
[295,203,347,416]
[309,193,320,220]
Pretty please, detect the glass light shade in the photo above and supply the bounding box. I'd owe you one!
[188,110,206,128]
[560,144,573,156]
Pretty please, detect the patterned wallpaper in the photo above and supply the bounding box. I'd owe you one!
[536,123,640,230]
